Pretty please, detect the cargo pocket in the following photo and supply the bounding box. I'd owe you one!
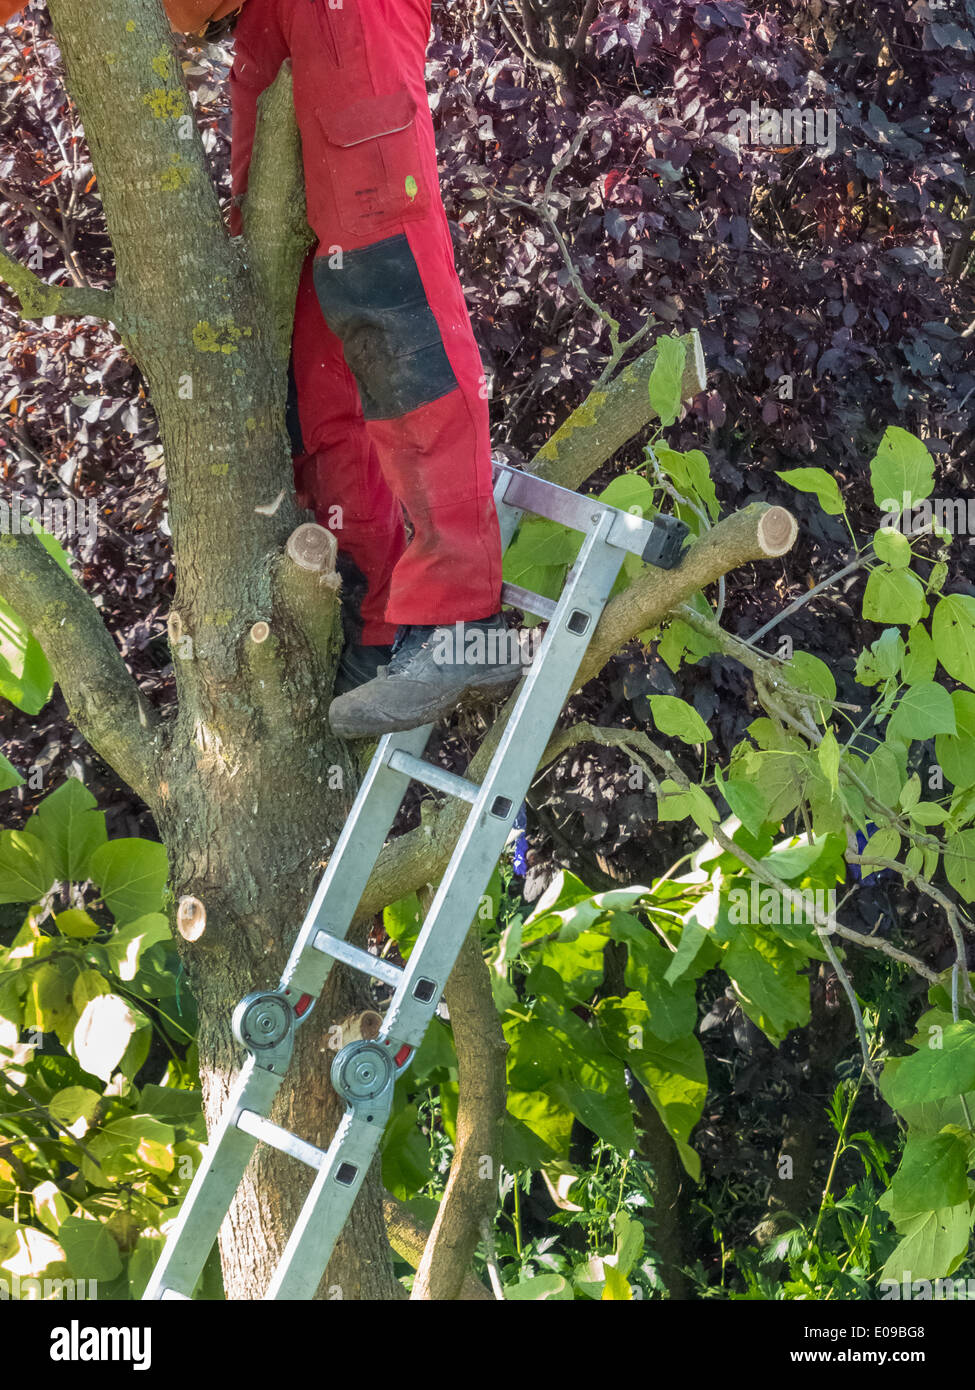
[317,89,431,240]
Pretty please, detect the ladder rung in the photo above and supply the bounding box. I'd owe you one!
[500,581,557,620]
[235,1111,325,1170]
[386,750,479,803]
[313,931,404,988]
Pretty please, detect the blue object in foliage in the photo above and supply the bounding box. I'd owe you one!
[512,803,528,877]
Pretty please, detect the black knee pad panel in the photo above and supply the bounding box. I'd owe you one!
[313,235,458,421]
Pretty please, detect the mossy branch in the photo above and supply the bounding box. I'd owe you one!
[0,248,119,325]
[528,327,706,490]
[240,61,316,363]
[0,529,163,808]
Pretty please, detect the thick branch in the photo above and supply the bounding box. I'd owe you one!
[529,329,706,489]
[0,247,118,324]
[240,62,315,364]
[0,529,162,808]
[355,502,798,920]
[382,1192,492,1301]
[412,925,507,1301]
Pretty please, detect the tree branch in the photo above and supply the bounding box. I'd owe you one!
[528,330,706,489]
[411,924,507,1301]
[382,1191,493,1300]
[0,528,162,808]
[239,61,315,365]
[0,246,118,324]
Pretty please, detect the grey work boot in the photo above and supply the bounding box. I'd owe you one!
[328,613,526,738]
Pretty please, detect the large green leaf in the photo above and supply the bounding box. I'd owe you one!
[879,1201,970,1284]
[104,912,172,981]
[944,830,975,902]
[29,778,107,882]
[880,1022,975,1109]
[624,937,697,1042]
[886,681,956,743]
[649,694,712,745]
[88,837,169,923]
[73,993,139,1082]
[888,1132,971,1215]
[776,467,845,516]
[0,829,56,904]
[869,426,935,510]
[647,334,687,427]
[932,594,975,690]
[0,751,23,791]
[57,1215,123,1282]
[722,925,810,1042]
[863,566,925,627]
[935,692,975,789]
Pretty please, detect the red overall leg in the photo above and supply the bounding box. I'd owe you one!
[231,0,504,629]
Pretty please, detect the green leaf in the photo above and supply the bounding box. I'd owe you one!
[870,427,935,511]
[863,566,925,627]
[0,829,56,904]
[717,773,769,838]
[57,1215,123,1282]
[872,526,912,568]
[879,1202,970,1284]
[648,335,687,427]
[29,778,107,883]
[902,625,937,685]
[944,830,975,902]
[104,912,171,982]
[0,593,54,714]
[597,473,656,518]
[73,993,138,1082]
[880,1022,975,1109]
[887,682,956,743]
[936,692,975,789]
[932,595,975,690]
[818,729,840,792]
[775,467,845,516]
[88,837,169,923]
[655,447,719,522]
[625,939,697,1042]
[889,1132,970,1214]
[656,780,718,835]
[55,908,100,939]
[31,1181,69,1234]
[506,1272,574,1300]
[599,999,705,1180]
[48,1086,101,1129]
[723,926,810,1042]
[0,751,22,791]
[383,892,423,958]
[648,695,712,745]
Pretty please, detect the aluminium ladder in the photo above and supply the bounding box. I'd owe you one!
[143,461,687,1301]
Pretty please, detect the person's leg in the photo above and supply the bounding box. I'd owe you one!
[280,0,505,628]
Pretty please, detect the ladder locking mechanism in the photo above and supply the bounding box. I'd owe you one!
[232,991,296,1075]
[641,513,690,570]
[330,1040,395,1112]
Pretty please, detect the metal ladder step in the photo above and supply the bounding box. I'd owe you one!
[235,1111,326,1169]
[386,749,480,803]
[500,581,557,620]
[312,931,404,988]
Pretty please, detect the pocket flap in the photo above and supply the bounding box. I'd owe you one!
[318,89,417,148]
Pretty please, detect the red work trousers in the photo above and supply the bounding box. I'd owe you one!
[229,0,502,644]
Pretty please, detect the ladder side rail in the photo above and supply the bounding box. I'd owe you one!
[383,510,624,1049]
[143,1060,283,1299]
